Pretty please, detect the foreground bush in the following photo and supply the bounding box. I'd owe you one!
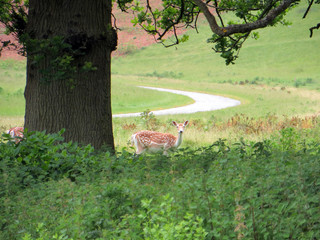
[0,129,110,187]
[0,128,319,239]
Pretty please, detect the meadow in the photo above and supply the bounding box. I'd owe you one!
[112,4,320,85]
[0,2,320,240]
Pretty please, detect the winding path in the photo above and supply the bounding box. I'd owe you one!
[113,86,241,118]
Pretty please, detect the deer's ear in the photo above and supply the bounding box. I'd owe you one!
[172,121,177,126]
[184,120,189,126]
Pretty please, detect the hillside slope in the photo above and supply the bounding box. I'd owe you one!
[112,3,320,86]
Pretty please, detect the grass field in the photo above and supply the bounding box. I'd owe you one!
[112,3,320,86]
[0,60,193,117]
[112,75,320,148]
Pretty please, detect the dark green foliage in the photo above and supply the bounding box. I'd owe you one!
[0,129,319,239]
[0,129,100,187]
[145,70,184,79]
[0,1,98,86]
[23,35,98,86]
[207,34,244,65]
[0,0,28,49]
[139,109,158,130]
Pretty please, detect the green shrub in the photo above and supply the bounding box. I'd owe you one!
[145,70,184,79]
[0,128,319,239]
[140,196,207,240]
[22,223,73,240]
[0,129,114,187]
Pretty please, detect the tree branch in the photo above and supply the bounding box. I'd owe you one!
[214,0,225,27]
[192,0,298,36]
[303,0,314,18]
[157,0,185,41]
[309,23,320,37]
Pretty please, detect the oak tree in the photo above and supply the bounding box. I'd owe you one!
[1,0,117,149]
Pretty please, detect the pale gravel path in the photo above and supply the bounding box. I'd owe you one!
[113,86,241,118]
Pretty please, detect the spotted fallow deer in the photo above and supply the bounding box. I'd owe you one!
[131,121,189,156]
[6,127,24,143]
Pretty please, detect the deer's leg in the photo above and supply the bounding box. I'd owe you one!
[163,145,171,156]
[135,141,147,155]
[132,135,146,155]
[136,147,146,155]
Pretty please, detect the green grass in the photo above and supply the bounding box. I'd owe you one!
[112,3,320,86]
[113,75,320,119]
[112,76,320,148]
[112,76,194,114]
[0,62,193,116]
[0,60,26,116]
[0,60,26,92]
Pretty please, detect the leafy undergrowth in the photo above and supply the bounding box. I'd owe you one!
[0,127,320,239]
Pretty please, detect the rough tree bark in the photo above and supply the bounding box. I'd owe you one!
[24,0,117,150]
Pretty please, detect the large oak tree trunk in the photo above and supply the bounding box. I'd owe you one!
[25,0,117,149]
